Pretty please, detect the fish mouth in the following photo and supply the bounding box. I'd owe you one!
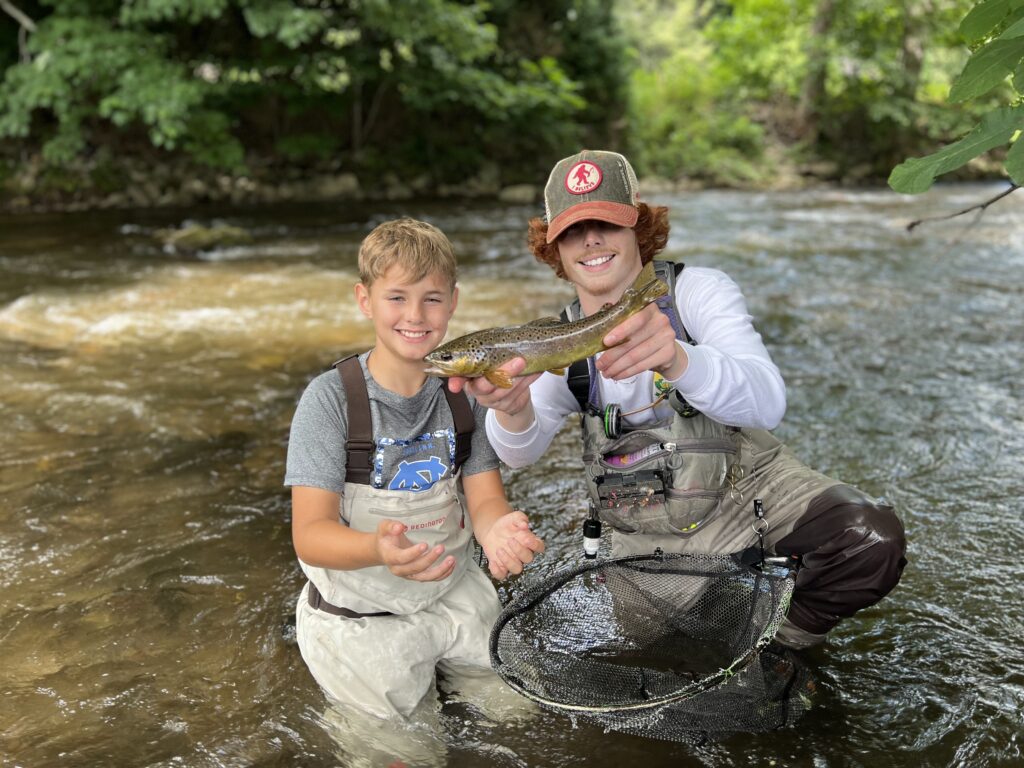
[423,363,456,376]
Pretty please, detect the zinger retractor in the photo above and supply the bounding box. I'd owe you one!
[590,387,678,439]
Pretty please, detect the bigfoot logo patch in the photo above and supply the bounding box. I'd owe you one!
[565,161,602,194]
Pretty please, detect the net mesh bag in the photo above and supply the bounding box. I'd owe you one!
[489,551,814,743]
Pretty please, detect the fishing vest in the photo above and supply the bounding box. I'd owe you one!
[301,355,478,616]
[561,260,742,537]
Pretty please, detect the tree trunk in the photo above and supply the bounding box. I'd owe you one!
[796,0,837,143]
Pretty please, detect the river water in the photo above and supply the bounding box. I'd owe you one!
[1,185,1021,767]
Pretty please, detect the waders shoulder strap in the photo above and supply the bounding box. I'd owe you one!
[441,381,475,473]
[336,355,374,485]
[333,355,475,485]
[560,260,689,411]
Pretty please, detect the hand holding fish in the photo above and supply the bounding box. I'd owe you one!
[425,261,669,391]
[596,302,688,382]
[447,358,541,426]
[375,520,457,582]
[476,510,545,580]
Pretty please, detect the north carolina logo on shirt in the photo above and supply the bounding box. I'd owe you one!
[565,161,602,194]
[388,456,448,492]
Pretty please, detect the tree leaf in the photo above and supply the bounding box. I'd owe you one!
[960,0,1024,42]
[1014,57,1024,90]
[949,37,1024,101]
[1005,134,1024,182]
[888,105,1024,193]
[998,10,1024,38]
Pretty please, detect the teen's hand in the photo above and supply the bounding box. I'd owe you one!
[597,303,687,381]
[478,510,545,580]
[375,520,456,582]
[446,358,540,418]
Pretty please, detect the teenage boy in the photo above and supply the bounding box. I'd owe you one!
[449,150,906,651]
[285,218,545,719]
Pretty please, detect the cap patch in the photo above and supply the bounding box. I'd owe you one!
[565,161,602,195]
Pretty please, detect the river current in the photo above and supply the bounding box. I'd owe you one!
[1,185,1021,767]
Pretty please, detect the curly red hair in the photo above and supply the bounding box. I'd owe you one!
[526,203,670,280]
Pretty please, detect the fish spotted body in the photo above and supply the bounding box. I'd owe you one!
[423,261,669,387]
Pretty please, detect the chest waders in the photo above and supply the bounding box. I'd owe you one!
[559,264,905,651]
[564,261,754,541]
[302,355,477,616]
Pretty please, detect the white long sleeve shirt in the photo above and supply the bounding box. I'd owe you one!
[485,265,786,468]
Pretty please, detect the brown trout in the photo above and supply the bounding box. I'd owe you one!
[423,261,669,387]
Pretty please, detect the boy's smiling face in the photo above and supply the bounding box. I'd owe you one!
[355,266,458,371]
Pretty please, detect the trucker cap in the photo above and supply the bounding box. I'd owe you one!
[543,150,640,243]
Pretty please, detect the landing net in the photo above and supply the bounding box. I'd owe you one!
[489,551,814,743]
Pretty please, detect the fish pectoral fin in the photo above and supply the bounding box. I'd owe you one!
[547,367,566,376]
[485,370,514,389]
[524,315,564,326]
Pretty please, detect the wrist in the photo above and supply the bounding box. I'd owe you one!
[496,402,536,433]
[655,343,689,380]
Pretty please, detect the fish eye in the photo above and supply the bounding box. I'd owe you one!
[438,352,453,362]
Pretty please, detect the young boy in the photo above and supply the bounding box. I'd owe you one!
[285,218,545,720]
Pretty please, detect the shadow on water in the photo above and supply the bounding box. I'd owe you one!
[1,186,1022,767]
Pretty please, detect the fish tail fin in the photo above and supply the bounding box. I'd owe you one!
[630,261,669,305]
[639,276,670,304]
[630,260,657,292]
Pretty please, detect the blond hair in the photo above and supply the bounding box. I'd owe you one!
[358,218,457,290]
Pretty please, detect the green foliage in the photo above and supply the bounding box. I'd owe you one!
[948,37,1024,101]
[0,0,605,178]
[891,0,1024,192]
[618,0,988,185]
[890,104,1024,191]
[3,0,1003,194]
[242,0,326,48]
[617,0,767,185]
[959,0,1024,41]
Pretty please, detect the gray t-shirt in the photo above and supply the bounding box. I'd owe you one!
[285,352,499,493]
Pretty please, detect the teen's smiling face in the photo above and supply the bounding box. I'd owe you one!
[355,266,458,369]
[556,219,642,313]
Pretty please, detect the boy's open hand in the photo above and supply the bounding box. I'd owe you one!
[375,520,456,582]
[479,510,545,581]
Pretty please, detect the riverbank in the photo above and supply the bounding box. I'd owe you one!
[0,149,869,216]
[1,147,1006,216]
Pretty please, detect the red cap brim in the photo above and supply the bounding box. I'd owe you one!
[546,202,640,243]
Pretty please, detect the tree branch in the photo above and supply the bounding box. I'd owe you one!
[906,182,1020,231]
[1,0,36,63]
[0,0,36,32]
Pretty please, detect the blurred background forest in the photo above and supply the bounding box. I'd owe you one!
[0,0,1003,211]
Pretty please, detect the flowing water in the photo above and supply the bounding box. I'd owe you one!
[1,186,1021,767]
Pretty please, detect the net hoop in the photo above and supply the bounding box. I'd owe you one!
[489,552,796,715]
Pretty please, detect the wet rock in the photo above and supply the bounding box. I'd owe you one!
[465,162,501,196]
[100,193,128,209]
[498,184,537,204]
[182,178,210,200]
[156,224,253,252]
[303,173,361,201]
[636,176,672,195]
[800,160,840,179]
[381,173,413,201]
